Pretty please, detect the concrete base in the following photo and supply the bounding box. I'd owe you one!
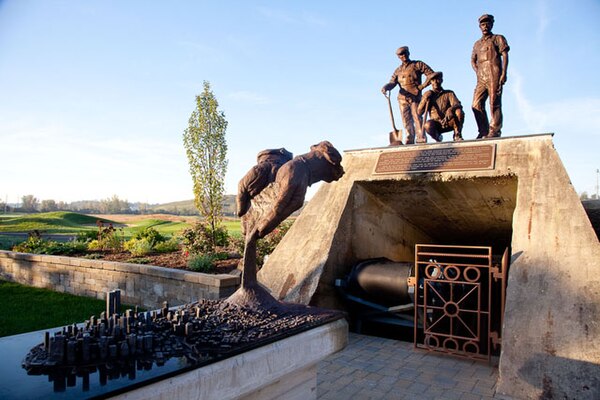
[258,135,600,399]
[111,318,348,400]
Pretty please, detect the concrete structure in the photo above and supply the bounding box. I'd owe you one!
[259,135,600,399]
[0,250,239,309]
[112,319,348,400]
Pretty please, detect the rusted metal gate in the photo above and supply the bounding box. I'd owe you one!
[413,244,508,361]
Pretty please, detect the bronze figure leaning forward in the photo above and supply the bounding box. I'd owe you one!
[228,141,344,309]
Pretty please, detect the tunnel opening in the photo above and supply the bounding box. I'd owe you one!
[341,175,518,349]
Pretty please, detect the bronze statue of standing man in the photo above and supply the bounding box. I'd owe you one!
[471,14,510,139]
[382,46,434,144]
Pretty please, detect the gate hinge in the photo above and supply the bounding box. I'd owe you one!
[490,331,502,349]
[407,277,416,287]
[491,265,503,281]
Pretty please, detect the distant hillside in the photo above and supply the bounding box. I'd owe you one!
[150,195,237,216]
[150,194,306,217]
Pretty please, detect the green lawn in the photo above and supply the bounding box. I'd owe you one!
[126,219,191,236]
[0,280,138,337]
[222,219,242,235]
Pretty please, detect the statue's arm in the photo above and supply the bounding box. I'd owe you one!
[382,71,398,94]
[445,91,462,118]
[420,61,434,76]
[497,35,510,85]
[500,51,509,85]
[417,92,429,115]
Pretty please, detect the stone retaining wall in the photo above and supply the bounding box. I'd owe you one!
[0,250,240,309]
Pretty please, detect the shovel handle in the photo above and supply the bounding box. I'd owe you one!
[385,93,399,133]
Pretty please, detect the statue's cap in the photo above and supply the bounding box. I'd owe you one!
[396,46,409,55]
[478,14,494,23]
[421,71,443,88]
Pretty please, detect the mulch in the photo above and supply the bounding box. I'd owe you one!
[99,251,241,274]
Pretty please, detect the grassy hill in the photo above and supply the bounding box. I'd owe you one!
[0,212,115,233]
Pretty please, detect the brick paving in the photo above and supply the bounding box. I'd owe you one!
[317,333,501,400]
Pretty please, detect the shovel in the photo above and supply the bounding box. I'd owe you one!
[385,92,403,145]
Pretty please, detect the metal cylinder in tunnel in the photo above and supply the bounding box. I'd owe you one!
[347,258,413,306]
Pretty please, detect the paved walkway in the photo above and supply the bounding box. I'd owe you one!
[317,333,500,400]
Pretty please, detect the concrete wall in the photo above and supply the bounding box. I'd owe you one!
[258,135,600,399]
[0,250,240,309]
[111,319,348,400]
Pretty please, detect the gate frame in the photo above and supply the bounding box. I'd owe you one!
[413,244,507,361]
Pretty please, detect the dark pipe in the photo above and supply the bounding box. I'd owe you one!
[348,258,413,306]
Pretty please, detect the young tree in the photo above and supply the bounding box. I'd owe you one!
[40,199,58,212]
[99,195,130,214]
[183,81,228,250]
[21,194,39,212]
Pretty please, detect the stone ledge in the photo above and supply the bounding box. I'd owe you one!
[0,250,241,307]
[1,251,42,262]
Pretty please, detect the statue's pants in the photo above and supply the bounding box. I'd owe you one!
[472,79,503,137]
[398,94,424,143]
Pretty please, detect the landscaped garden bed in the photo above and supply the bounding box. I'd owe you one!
[1,211,292,275]
[99,249,240,274]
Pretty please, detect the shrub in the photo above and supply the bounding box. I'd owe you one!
[154,237,180,253]
[82,253,103,260]
[13,236,44,254]
[76,230,97,243]
[181,222,229,255]
[13,237,87,256]
[229,220,293,266]
[212,251,229,261]
[187,253,216,273]
[230,233,245,251]
[124,238,153,257]
[132,227,165,247]
[46,240,88,256]
[87,239,102,251]
[125,257,151,264]
[94,221,124,252]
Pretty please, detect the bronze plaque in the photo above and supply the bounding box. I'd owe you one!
[374,144,496,174]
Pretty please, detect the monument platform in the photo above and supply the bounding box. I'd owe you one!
[0,316,347,399]
[259,134,600,399]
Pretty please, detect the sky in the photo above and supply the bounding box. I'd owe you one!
[1,0,599,205]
